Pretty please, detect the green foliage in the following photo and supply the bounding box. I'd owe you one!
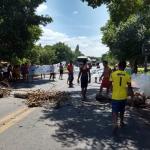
[73,45,84,60]
[108,0,143,25]
[102,5,149,64]
[102,15,146,61]
[27,45,43,65]
[40,45,57,64]
[101,51,117,65]
[0,0,52,61]
[52,42,74,63]
[11,57,30,65]
[26,42,76,65]
[82,0,149,66]
[81,0,111,8]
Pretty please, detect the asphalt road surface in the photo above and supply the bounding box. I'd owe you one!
[0,75,150,150]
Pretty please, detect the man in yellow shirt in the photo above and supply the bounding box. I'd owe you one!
[110,61,133,134]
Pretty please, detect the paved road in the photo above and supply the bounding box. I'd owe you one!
[0,75,150,150]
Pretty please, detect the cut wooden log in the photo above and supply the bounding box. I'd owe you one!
[14,92,28,99]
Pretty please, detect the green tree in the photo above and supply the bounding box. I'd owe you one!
[27,45,43,65]
[101,51,117,65]
[81,0,111,8]
[39,45,57,64]
[82,0,149,67]
[52,42,74,63]
[0,0,52,62]
[74,45,84,60]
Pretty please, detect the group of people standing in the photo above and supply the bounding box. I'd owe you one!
[68,60,133,135]
[0,63,29,81]
[49,63,64,81]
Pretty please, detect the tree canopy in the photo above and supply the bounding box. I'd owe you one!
[25,42,84,65]
[82,0,150,65]
[0,0,52,62]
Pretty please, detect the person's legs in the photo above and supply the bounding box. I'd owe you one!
[106,87,109,95]
[95,77,97,83]
[53,73,55,80]
[81,88,84,99]
[84,87,87,99]
[70,73,73,87]
[61,73,63,79]
[49,73,52,80]
[112,100,119,134]
[120,112,125,126]
[112,112,118,127]
[100,85,103,93]
[119,100,126,127]
[81,80,88,100]
[112,112,118,134]
[68,73,72,87]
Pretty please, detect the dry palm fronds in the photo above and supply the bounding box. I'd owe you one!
[26,89,70,108]
[0,80,11,98]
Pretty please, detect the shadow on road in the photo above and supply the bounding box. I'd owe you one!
[11,79,55,89]
[40,88,150,150]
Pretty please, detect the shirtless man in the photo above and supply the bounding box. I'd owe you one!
[99,61,111,95]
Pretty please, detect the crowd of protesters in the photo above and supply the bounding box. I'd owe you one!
[0,63,29,82]
[0,62,65,82]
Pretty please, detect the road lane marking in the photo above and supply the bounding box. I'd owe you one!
[0,107,35,134]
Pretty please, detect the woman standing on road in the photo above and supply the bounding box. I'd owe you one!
[77,60,91,100]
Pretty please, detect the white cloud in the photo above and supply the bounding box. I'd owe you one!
[36,3,48,14]
[73,11,79,15]
[38,26,109,57]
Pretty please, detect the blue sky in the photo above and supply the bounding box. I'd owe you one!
[37,0,110,57]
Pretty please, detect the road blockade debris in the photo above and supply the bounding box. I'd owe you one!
[26,89,70,107]
[96,92,150,108]
[0,81,11,98]
[127,92,146,108]
[14,92,28,99]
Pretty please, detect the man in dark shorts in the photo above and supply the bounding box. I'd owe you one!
[110,61,133,134]
[59,63,64,80]
[67,61,74,87]
[77,60,91,100]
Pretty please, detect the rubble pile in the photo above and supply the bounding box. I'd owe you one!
[96,91,150,108]
[0,81,11,98]
[127,92,146,107]
[0,88,11,98]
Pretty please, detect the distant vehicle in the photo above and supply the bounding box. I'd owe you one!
[77,56,92,68]
[77,56,91,63]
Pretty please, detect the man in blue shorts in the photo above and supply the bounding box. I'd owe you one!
[110,61,133,134]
